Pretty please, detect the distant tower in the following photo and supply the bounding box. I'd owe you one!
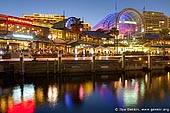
[143,5,146,12]
[115,0,118,28]
[115,0,117,13]
[82,17,84,22]
[63,10,65,17]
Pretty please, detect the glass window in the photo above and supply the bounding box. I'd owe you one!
[0,20,7,34]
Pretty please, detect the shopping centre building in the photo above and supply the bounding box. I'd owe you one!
[0,14,50,54]
[93,8,170,54]
[93,8,170,37]
[93,8,144,39]
[0,8,170,57]
[0,13,95,57]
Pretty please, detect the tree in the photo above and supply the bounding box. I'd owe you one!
[159,28,169,45]
[110,28,119,36]
[70,18,83,40]
[159,28,170,58]
[109,28,119,54]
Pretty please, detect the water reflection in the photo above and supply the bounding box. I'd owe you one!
[64,83,84,107]
[79,85,84,102]
[113,78,140,107]
[48,84,58,107]
[122,79,139,107]
[83,81,93,96]
[0,70,170,113]
[8,84,35,113]
[36,87,44,103]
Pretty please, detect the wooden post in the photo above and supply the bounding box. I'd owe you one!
[57,54,62,73]
[148,55,151,70]
[122,53,125,71]
[20,54,24,75]
[57,54,62,89]
[91,55,95,72]
[54,59,57,74]
[46,59,49,75]
[54,59,57,79]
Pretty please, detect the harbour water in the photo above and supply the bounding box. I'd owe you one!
[0,70,170,113]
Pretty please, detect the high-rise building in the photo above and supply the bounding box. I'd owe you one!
[142,11,169,34]
[21,13,66,28]
[0,14,50,52]
[21,13,92,30]
[82,23,92,31]
[21,13,92,38]
[168,17,170,28]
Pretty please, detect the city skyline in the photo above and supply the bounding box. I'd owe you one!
[1,0,170,27]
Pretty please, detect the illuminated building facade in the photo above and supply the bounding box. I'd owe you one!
[0,14,50,52]
[92,8,145,54]
[92,8,170,54]
[21,13,66,40]
[21,13,92,40]
[93,8,170,38]
[93,8,144,39]
[142,11,169,34]
[169,18,170,28]
[21,13,65,28]
[82,23,92,31]
[51,17,108,55]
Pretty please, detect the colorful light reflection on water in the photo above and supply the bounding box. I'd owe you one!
[0,70,170,113]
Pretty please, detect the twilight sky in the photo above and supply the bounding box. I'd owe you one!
[0,0,170,27]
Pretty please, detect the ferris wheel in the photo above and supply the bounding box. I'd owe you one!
[65,17,77,30]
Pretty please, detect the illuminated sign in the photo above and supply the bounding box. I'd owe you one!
[13,33,34,39]
[119,21,137,24]
[7,16,33,25]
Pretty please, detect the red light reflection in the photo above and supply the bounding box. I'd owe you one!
[79,85,84,101]
[7,100,35,113]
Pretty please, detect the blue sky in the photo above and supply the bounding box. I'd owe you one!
[0,0,170,27]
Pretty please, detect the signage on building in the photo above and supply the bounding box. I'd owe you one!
[7,16,33,25]
[12,33,34,39]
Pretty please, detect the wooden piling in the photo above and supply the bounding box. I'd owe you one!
[57,54,62,73]
[54,59,57,79]
[122,53,125,71]
[20,54,24,75]
[148,55,151,70]
[91,55,95,72]
[46,59,49,75]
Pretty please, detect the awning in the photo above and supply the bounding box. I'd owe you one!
[67,40,77,45]
[144,34,160,39]
[0,35,51,43]
[51,20,67,30]
[82,31,112,39]
[34,37,51,43]
[95,45,105,49]
[151,45,170,48]
[67,40,99,47]
[53,38,66,44]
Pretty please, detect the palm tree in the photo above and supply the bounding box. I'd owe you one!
[110,27,119,36]
[159,28,170,57]
[159,28,169,45]
[109,28,119,54]
[70,18,83,40]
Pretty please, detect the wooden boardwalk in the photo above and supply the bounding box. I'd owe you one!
[0,55,170,76]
